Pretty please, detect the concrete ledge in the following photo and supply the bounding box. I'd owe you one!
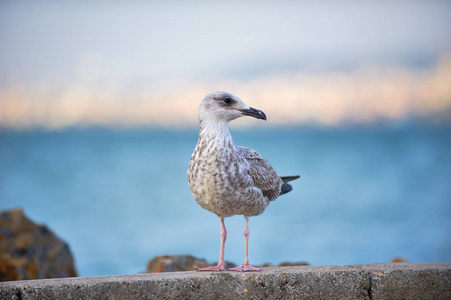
[1,263,450,299]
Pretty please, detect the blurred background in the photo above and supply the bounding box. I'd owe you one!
[1,1,450,277]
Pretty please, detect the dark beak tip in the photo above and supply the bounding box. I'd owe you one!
[256,109,267,121]
[241,107,267,121]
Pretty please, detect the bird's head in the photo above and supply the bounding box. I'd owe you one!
[199,91,266,124]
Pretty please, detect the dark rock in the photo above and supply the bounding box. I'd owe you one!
[390,256,408,263]
[258,263,275,267]
[258,262,310,268]
[217,261,238,269]
[0,208,78,281]
[277,261,309,267]
[146,255,210,272]
[146,255,310,273]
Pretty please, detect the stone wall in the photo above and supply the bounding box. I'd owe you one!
[1,263,450,299]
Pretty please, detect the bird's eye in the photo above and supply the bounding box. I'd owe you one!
[223,97,232,104]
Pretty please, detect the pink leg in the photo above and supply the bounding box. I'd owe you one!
[196,216,227,271]
[228,216,260,272]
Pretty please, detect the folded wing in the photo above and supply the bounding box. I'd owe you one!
[236,146,283,201]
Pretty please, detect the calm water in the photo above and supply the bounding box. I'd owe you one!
[1,126,450,277]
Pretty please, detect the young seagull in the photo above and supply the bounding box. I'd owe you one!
[187,91,300,272]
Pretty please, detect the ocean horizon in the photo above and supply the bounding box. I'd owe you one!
[1,125,450,277]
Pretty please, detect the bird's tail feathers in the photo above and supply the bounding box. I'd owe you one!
[279,175,300,196]
[280,183,293,195]
[280,175,300,183]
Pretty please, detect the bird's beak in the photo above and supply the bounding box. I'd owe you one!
[239,107,267,121]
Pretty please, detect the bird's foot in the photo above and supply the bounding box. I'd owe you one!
[228,264,261,272]
[196,263,227,272]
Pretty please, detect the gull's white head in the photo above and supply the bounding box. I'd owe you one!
[199,91,266,124]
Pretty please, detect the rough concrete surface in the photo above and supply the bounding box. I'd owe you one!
[0,263,450,300]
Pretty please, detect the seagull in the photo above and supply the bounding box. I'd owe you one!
[187,91,300,272]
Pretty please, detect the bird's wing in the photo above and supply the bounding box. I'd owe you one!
[236,146,283,201]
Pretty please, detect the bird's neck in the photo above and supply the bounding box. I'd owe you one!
[198,119,234,148]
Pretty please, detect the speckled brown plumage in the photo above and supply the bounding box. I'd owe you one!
[187,91,299,272]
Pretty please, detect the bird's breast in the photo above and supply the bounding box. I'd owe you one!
[188,142,267,217]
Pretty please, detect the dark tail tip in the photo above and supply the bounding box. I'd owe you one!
[280,183,293,195]
[279,175,300,196]
[280,175,301,183]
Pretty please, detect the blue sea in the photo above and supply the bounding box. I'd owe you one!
[1,126,450,277]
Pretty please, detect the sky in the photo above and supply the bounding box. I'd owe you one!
[1,0,451,129]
